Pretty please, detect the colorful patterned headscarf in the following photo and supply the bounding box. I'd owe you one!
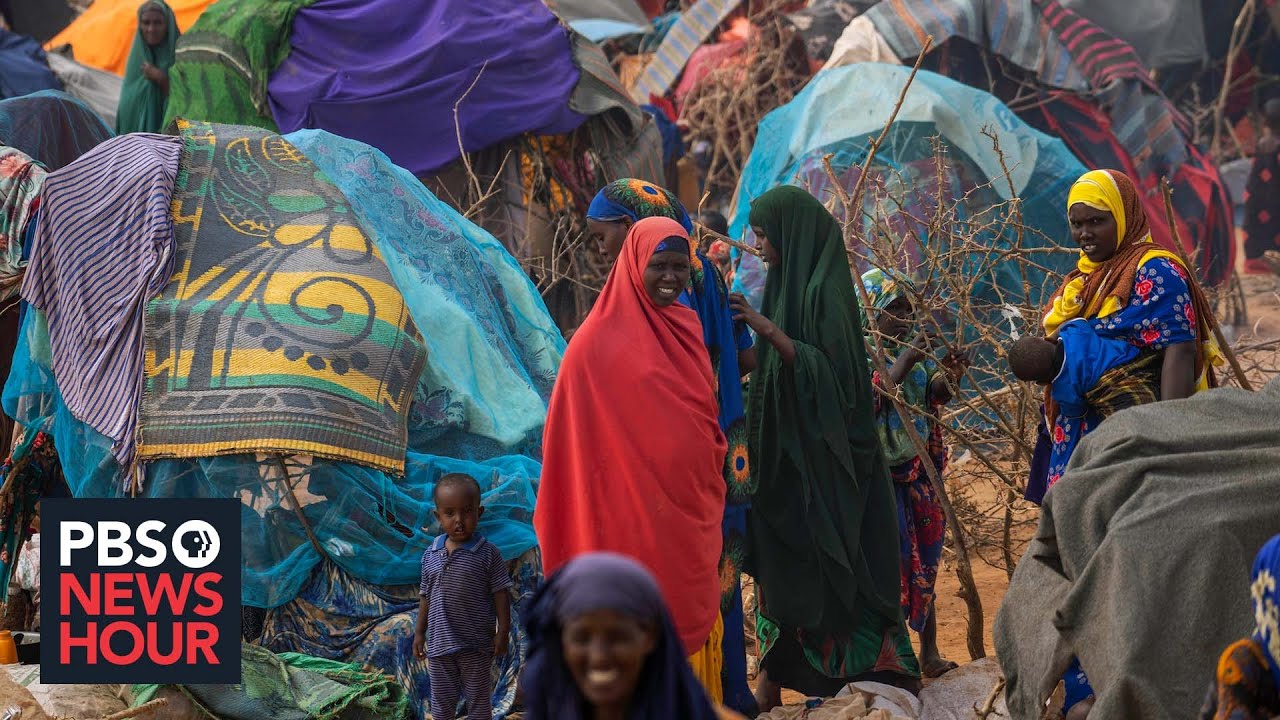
[1251,534,1280,688]
[861,267,935,466]
[862,267,913,314]
[586,178,693,232]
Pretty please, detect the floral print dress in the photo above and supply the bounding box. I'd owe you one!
[1045,257,1198,489]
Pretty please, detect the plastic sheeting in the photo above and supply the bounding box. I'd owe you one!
[3,128,562,608]
[548,0,650,41]
[727,64,1083,372]
[0,30,60,99]
[44,52,122,128]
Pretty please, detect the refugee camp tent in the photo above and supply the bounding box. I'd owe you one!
[727,63,1084,342]
[0,90,111,172]
[6,119,563,719]
[844,0,1236,286]
[997,380,1280,719]
[0,30,60,99]
[162,0,663,338]
[44,0,215,76]
[166,0,586,177]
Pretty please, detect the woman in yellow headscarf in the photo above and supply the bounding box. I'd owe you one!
[1037,168,1221,720]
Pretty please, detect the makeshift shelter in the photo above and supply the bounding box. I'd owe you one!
[726,64,1084,363]
[166,0,586,177]
[44,0,214,76]
[996,380,1280,719]
[5,121,563,719]
[839,0,1235,286]
[0,30,60,99]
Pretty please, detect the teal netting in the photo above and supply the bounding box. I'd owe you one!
[0,89,113,170]
[4,128,564,609]
[726,64,1085,397]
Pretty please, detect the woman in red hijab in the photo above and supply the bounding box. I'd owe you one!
[536,216,728,692]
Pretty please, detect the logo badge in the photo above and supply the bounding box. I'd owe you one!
[41,499,241,684]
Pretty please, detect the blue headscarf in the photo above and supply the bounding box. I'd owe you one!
[521,553,718,720]
[1252,534,1280,687]
[586,178,693,232]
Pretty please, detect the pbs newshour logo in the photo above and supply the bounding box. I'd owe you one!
[41,499,241,684]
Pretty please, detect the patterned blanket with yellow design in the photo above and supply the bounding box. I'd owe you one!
[139,120,426,474]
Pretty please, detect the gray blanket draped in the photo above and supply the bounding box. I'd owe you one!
[995,379,1280,719]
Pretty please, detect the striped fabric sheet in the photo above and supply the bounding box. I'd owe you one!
[20,134,181,466]
[630,0,742,103]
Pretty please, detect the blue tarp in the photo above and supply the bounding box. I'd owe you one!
[0,30,60,100]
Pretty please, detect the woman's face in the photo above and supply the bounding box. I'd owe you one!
[752,226,780,266]
[643,250,691,306]
[1068,203,1119,263]
[562,610,657,710]
[877,295,914,341]
[588,219,631,263]
[140,8,167,47]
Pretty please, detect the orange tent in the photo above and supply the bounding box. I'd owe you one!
[45,0,216,76]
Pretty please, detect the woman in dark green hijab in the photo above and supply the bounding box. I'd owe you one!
[116,0,179,134]
[728,186,918,709]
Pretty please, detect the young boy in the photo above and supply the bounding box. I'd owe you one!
[413,473,513,720]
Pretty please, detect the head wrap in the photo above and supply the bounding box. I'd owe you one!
[1046,169,1160,330]
[116,0,180,135]
[1251,535,1280,688]
[653,234,690,256]
[1066,169,1151,257]
[534,216,725,656]
[522,553,720,720]
[861,267,913,313]
[586,179,693,232]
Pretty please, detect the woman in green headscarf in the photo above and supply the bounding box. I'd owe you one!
[115,0,179,134]
[728,186,918,710]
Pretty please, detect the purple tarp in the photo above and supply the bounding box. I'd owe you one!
[268,0,588,176]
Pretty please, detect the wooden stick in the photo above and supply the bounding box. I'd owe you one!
[1159,178,1253,390]
[693,223,764,258]
[973,677,1006,719]
[102,698,169,720]
[834,35,988,662]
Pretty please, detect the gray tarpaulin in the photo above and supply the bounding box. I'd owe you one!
[1060,0,1206,68]
[995,379,1280,719]
[44,50,120,128]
